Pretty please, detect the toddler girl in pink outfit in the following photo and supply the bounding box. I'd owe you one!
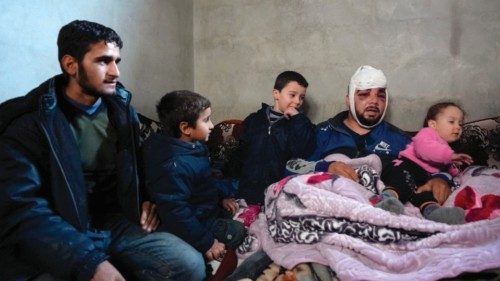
[377,102,473,224]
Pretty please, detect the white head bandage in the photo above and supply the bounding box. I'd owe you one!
[348,65,388,129]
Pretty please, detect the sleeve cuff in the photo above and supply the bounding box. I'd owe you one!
[315,160,333,172]
[430,172,454,187]
[196,233,215,254]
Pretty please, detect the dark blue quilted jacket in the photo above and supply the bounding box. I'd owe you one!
[142,133,236,253]
[0,74,142,281]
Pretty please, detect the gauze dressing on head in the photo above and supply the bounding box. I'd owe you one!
[348,65,388,129]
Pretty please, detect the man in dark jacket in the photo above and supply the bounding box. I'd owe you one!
[0,20,204,281]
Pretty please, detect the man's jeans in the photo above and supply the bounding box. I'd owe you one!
[33,216,206,281]
[106,216,205,281]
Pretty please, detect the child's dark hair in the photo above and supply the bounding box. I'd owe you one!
[273,71,308,91]
[156,90,211,138]
[57,20,123,75]
[423,102,465,127]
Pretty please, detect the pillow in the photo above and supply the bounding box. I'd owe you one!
[453,117,500,169]
[206,119,244,171]
[138,113,162,140]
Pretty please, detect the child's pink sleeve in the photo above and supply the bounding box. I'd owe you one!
[412,128,454,164]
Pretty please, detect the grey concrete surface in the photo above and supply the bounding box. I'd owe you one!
[0,0,193,118]
[194,0,500,130]
[1,1,498,130]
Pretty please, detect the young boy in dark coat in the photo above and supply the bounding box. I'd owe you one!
[142,90,245,262]
[231,71,316,205]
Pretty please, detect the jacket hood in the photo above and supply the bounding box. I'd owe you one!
[39,74,131,112]
[329,110,349,127]
[0,74,132,119]
[144,132,208,162]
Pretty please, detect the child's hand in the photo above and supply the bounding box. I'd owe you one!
[222,198,239,215]
[204,239,226,262]
[283,107,299,119]
[452,153,473,166]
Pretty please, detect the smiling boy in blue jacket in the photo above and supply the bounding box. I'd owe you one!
[229,71,316,205]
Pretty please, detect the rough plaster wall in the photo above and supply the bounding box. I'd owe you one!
[194,0,500,131]
[0,0,193,119]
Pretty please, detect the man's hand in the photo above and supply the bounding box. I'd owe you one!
[222,198,239,215]
[91,261,125,281]
[204,239,226,262]
[415,177,451,204]
[327,161,358,182]
[140,201,160,232]
[283,107,299,119]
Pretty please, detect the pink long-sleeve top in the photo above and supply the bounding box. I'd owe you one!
[398,127,460,176]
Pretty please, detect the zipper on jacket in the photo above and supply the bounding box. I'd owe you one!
[41,124,83,228]
[124,97,141,218]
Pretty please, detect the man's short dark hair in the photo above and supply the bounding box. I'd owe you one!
[156,90,211,138]
[273,71,308,91]
[57,20,123,73]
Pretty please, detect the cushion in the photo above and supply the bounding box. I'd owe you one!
[454,117,500,169]
[138,113,162,140]
[206,119,244,171]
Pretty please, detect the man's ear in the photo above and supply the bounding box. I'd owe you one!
[428,120,437,129]
[179,121,192,136]
[61,55,78,76]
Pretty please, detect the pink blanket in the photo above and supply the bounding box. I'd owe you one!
[445,166,500,222]
[240,171,500,281]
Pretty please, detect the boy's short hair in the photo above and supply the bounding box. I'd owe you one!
[57,20,123,75]
[156,90,211,138]
[273,71,308,91]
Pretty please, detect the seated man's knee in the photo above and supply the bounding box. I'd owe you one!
[135,231,206,281]
[179,248,205,280]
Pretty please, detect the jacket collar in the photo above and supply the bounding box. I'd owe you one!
[39,74,131,113]
[326,110,350,135]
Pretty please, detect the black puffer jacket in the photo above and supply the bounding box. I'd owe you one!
[234,104,316,205]
[143,133,236,253]
[0,74,142,281]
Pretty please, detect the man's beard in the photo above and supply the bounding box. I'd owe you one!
[77,64,115,97]
[355,110,382,127]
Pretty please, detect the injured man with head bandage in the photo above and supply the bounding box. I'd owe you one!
[286,65,456,213]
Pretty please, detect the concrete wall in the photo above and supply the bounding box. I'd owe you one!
[0,0,193,119]
[1,1,499,131]
[194,0,500,130]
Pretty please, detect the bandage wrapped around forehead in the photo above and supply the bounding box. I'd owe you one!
[348,65,388,129]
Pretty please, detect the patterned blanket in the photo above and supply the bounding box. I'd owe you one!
[238,169,500,281]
